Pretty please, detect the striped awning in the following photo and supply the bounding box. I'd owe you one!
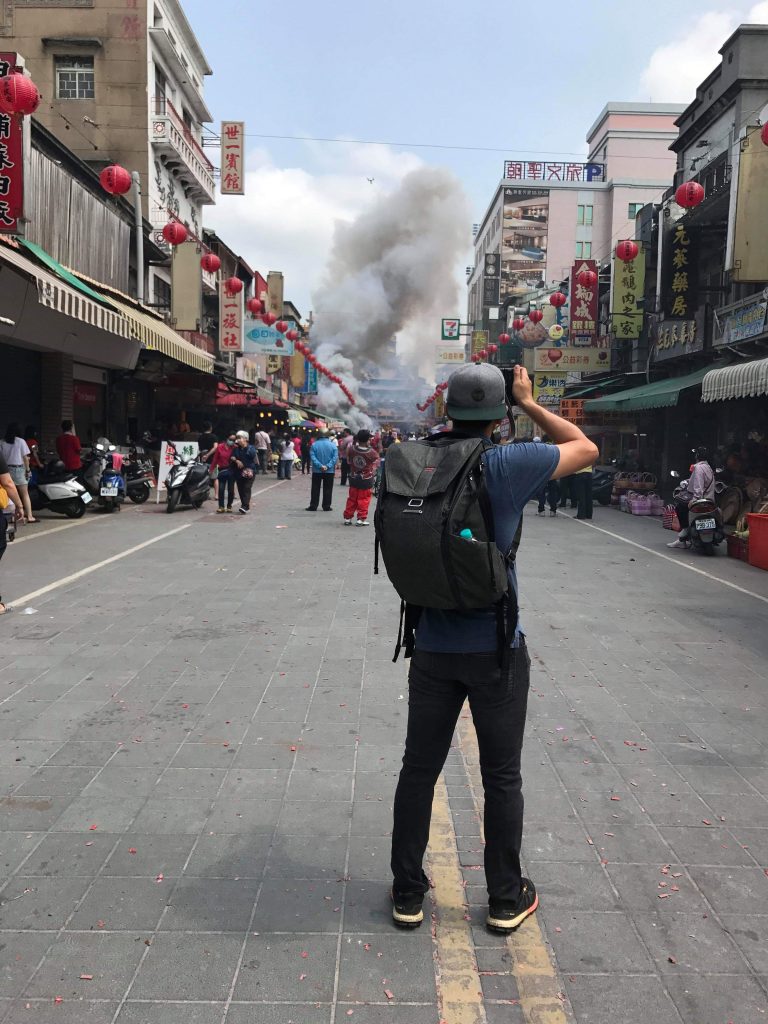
[701,357,768,403]
[109,298,214,374]
[0,240,132,341]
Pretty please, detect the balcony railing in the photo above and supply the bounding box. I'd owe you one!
[152,96,215,203]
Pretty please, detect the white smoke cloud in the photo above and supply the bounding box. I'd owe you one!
[639,3,768,102]
[310,167,471,423]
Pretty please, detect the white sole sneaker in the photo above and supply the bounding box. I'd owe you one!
[357,520,369,527]
[343,519,353,526]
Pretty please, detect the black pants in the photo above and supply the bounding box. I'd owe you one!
[572,473,593,519]
[559,475,575,507]
[309,472,334,510]
[340,459,349,486]
[675,500,690,532]
[256,450,267,475]
[301,452,312,475]
[218,470,235,509]
[537,479,560,512]
[236,475,253,510]
[391,645,531,903]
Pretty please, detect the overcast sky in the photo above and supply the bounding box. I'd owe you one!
[184,0,768,315]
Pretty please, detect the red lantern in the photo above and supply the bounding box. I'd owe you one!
[616,240,639,263]
[0,73,40,116]
[275,320,288,334]
[201,252,221,274]
[577,269,597,289]
[675,181,705,209]
[498,333,511,345]
[471,353,480,363]
[549,291,567,308]
[512,318,525,332]
[162,221,187,246]
[99,165,132,196]
[761,123,768,147]
[286,329,299,342]
[246,297,262,314]
[224,276,243,295]
[263,311,277,326]
[528,310,543,324]
[478,349,488,359]
[488,343,498,354]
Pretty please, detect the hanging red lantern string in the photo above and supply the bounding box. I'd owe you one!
[616,240,639,263]
[224,276,243,296]
[498,333,511,345]
[577,269,597,289]
[246,297,262,315]
[262,311,277,326]
[549,291,567,308]
[675,181,705,209]
[162,221,188,246]
[0,72,40,116]
[512,317,525,332]
[488,343,498,354]
[528,310,543,324]
[201,252,221,274]
[275,320,289,334]
[99,165,132,196]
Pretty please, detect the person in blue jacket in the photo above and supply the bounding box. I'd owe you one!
[306,429,338,511]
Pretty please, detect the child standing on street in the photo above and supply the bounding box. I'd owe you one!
[343,430,380,526]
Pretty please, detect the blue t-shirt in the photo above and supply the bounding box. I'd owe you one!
[415,441,560,653]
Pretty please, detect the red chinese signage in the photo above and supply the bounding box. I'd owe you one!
[219,287,243,353]
[569,259,599,340]
[0,54,25,233]
[220,121,244,195]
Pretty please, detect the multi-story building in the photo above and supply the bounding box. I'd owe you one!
[7,0,215,310]
[467,103,683,336]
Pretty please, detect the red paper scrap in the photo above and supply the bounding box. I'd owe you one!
[89,825,98,831]
[384,989,394,1000]
[79,974,93,981]
[128,848,137,855]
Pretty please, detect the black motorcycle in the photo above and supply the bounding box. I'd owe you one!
[124,445,154,504]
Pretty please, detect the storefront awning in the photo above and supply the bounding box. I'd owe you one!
[585,366,710,412]
[564,376,625,399]
[701,357,768,403]
[109,298,214,374]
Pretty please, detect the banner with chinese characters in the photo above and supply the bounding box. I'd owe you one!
[220,121,245,195]
[304,361,318,394]
[653,319,703,361]
[533,347,611,372]
[244,317,296,357]
[503,161,604,182]
[663,223,698,319]
[532,372,567,407]
[0,54,24,233]
[157,441,199,498]
[569,259,598,340]
[435,346,466,364]
[470,329,488,356]
[219,287,243,353]
[612,250,645,340]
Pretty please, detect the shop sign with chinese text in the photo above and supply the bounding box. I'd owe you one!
[715,300,767,347]
[533,372,567,407]
[569,259,598,340]
[219,288,244,353]
[220,121,245,195]
[612,251,645,340]
[441,318,461,341]
[305,361,318,393]
[471,329,488,356]
[533,347,611,372]
[0,54,24,233]
[503,161,604,182]
[663,224,699,319]
[435,345,466,364]
[654,320,703,361]
[158,441,198,490]
[244,317,296,357]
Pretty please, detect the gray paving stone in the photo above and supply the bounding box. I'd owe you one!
[2,998,119,1023]
[0,876,90,930]
[228,1007,329,1024]
[162,878,260,932]
[252,879,344,933]
[0,831,43,880]
[233,934,339,1002]
[0,931,56,997]
[70,877,171,932]
[24,931,146,999]
[686,866,768,915]
[665,974,768,1024]
[337,932,437,1003]
[116,1003,225,1024]
[563,974,676,1024]
[130,797,213,835]
[546,910,653,973]
[633,910,750,974]
[206,797,282,835]
[20,832,115,877]
[130,932,243,1001]
[658,825,757,866]
[102,835,197,877]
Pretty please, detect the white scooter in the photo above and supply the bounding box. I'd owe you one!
[29,459,92,519]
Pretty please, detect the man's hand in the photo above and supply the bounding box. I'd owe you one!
[512,365,535,409]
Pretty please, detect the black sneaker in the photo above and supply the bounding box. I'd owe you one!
[391,890,424,929]
[486,878,539,934]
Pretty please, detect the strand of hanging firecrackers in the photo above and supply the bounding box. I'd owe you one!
[291,337,357,407]
[416,381,449,413]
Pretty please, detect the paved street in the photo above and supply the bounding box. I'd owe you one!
[1,478,768,1024]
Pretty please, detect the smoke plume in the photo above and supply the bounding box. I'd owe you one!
[310,167,470,425]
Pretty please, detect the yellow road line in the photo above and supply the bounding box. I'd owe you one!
[429,774,486,1024]
[458,716,568,1024]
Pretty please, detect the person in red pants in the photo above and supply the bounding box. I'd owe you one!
[343,429,380,526]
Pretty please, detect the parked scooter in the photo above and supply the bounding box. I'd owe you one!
[80,438,125,513]
[165,443,210,513]
[593,465,617,507]
[670,470,725,555]
[28,459,92,519]
[124,445,154,504]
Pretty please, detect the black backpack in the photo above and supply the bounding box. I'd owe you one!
[374,434,521,663]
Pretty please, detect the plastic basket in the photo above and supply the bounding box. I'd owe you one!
[727,536,750,562]
[746,513,768,571]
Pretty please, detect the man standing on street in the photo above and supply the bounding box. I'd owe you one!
[254,425,271,476]
[232,430,257,514]
[388,363,598,935]
[306,429,338,512]
[338,428,354,486]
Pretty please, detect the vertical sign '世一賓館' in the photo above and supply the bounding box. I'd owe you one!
[220,121,245,196]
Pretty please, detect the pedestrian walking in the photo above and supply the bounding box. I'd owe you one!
[277,435,295,480]
[292,434,303,468]
[338,428,354,486]
[232,430,257,514]
[343,430,380,526]
[535,438,560,515]
[0,424,36,523]
[254,426,271,476]
[572,465,593,520]
[301,435,313,475]
[379,363,598,934]
[305,429,338,512]
[211,433,237,513]
[0,448,25,614]
[56,420,82,472]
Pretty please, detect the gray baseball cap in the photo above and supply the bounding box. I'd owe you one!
[446,363,507,421]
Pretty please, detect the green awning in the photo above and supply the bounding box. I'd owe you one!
[19,239,119,310]
[585,366,710,412]
[565,376,624,399]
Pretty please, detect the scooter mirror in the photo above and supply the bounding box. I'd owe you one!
[108,445,116,451]
[95,444,105,451]
[670,470,680,478]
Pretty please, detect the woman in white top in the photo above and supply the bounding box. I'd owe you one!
[0,423,37,522]
[277,435,295,481]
